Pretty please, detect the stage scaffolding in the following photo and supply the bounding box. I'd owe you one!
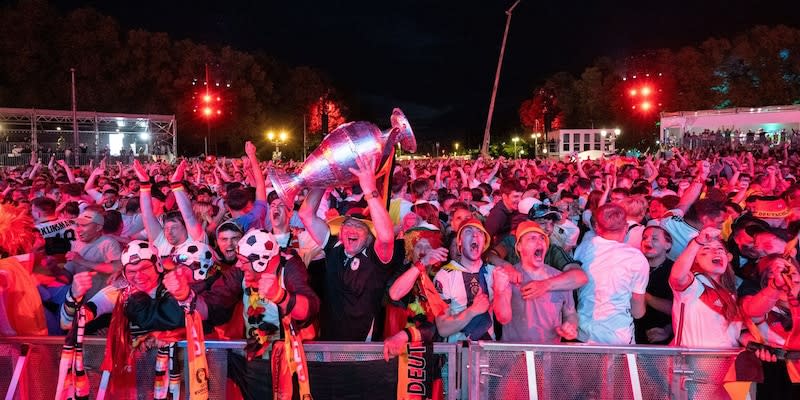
[0,107,176,164]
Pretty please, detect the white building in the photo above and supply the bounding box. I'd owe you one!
[546,128,620,158]
[660,105,800,146]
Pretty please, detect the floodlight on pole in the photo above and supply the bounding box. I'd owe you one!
[481,0,522,159]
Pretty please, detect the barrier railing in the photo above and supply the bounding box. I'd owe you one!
[0,337,742,399]
[467,341,739,400]
[0,337,459,400]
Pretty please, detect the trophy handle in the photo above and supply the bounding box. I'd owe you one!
[390,108,416,153]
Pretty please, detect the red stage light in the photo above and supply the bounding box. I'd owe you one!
[203,94,211,103]
[203,107,212,116]
[630,89,637,96]
[641,101,652,111]
[641,87,651,96]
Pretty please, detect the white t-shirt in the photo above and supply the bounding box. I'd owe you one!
[671,275,742,348]
[434,261,496,343]
[624,220,645,251]
[660,214,698,260]
[574,235,649,344]
[552,220,580,250]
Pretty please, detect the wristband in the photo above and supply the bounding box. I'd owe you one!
[170,182,184,191]
[140,182,152,191]
[177,290,195,310]
[404,326,422,342]
[363,189,380,201]
[65,289,81,308]
[269,287,288,304]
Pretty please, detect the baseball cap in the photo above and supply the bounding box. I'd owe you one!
[518,197,542,216]
[528,204,561,222]
[75,208,104,225]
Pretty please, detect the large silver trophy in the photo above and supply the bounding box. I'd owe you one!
[269,108,416,204]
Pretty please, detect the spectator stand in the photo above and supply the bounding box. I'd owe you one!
[0,107,176,166]
[660,105,800,149]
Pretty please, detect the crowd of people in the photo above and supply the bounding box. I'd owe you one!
[679,128,800,149]
[1,140,800,398]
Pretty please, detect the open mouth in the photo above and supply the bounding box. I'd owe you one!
[711,257,723,266]
[347,236,359,245]
[534,249,544,258]
[470,242,479,251]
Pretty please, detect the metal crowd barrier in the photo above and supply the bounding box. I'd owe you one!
[0,337,459,400]
[467,341,739,400]
[0,337,741,399]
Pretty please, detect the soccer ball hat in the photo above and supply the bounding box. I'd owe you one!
[237,229,281,273]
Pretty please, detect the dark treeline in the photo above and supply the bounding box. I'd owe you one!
[0,0,344,157]
[519,25,800,149]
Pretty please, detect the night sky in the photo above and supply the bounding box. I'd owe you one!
[51,0,800,148]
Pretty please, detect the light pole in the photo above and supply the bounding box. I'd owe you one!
[531,132,541,158]
[70,68,78,165]
[481,0,522,158]
[512,136,519,159]
[267,131,288,161]
[601,129,608,152]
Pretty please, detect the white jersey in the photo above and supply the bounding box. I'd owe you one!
[574,235,649,344]
[434,260,496,343]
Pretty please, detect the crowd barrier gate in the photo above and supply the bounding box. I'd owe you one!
[0,337,740,399]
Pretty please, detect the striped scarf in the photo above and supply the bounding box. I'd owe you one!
[55,307,90,400]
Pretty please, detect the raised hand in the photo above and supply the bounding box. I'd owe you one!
[171,159,188,183]
[257,273,281,301]
[420,247,449,267]
[70,271,96,301]
[133,159,148,181]
[348,154,378,193]
[695,227,721,245]
[245,141,257,158]
[163,266,192,301]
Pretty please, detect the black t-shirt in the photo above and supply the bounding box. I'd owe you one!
[319,235,402,341]
[634,259,674,344]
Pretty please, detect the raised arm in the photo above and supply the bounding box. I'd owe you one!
[388,248,448,301]
[84,167,104,203]
[675,161,710,215]
[299,188,331,247]
[434,162,443,189]
[170,160,204,241]
[57,160,75,183]
[669,228,719,292]
[491,267,513,325]
[577,157,589,179]
[350,154,394,263]
[244,142,266,203]
[134,159,162,243]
